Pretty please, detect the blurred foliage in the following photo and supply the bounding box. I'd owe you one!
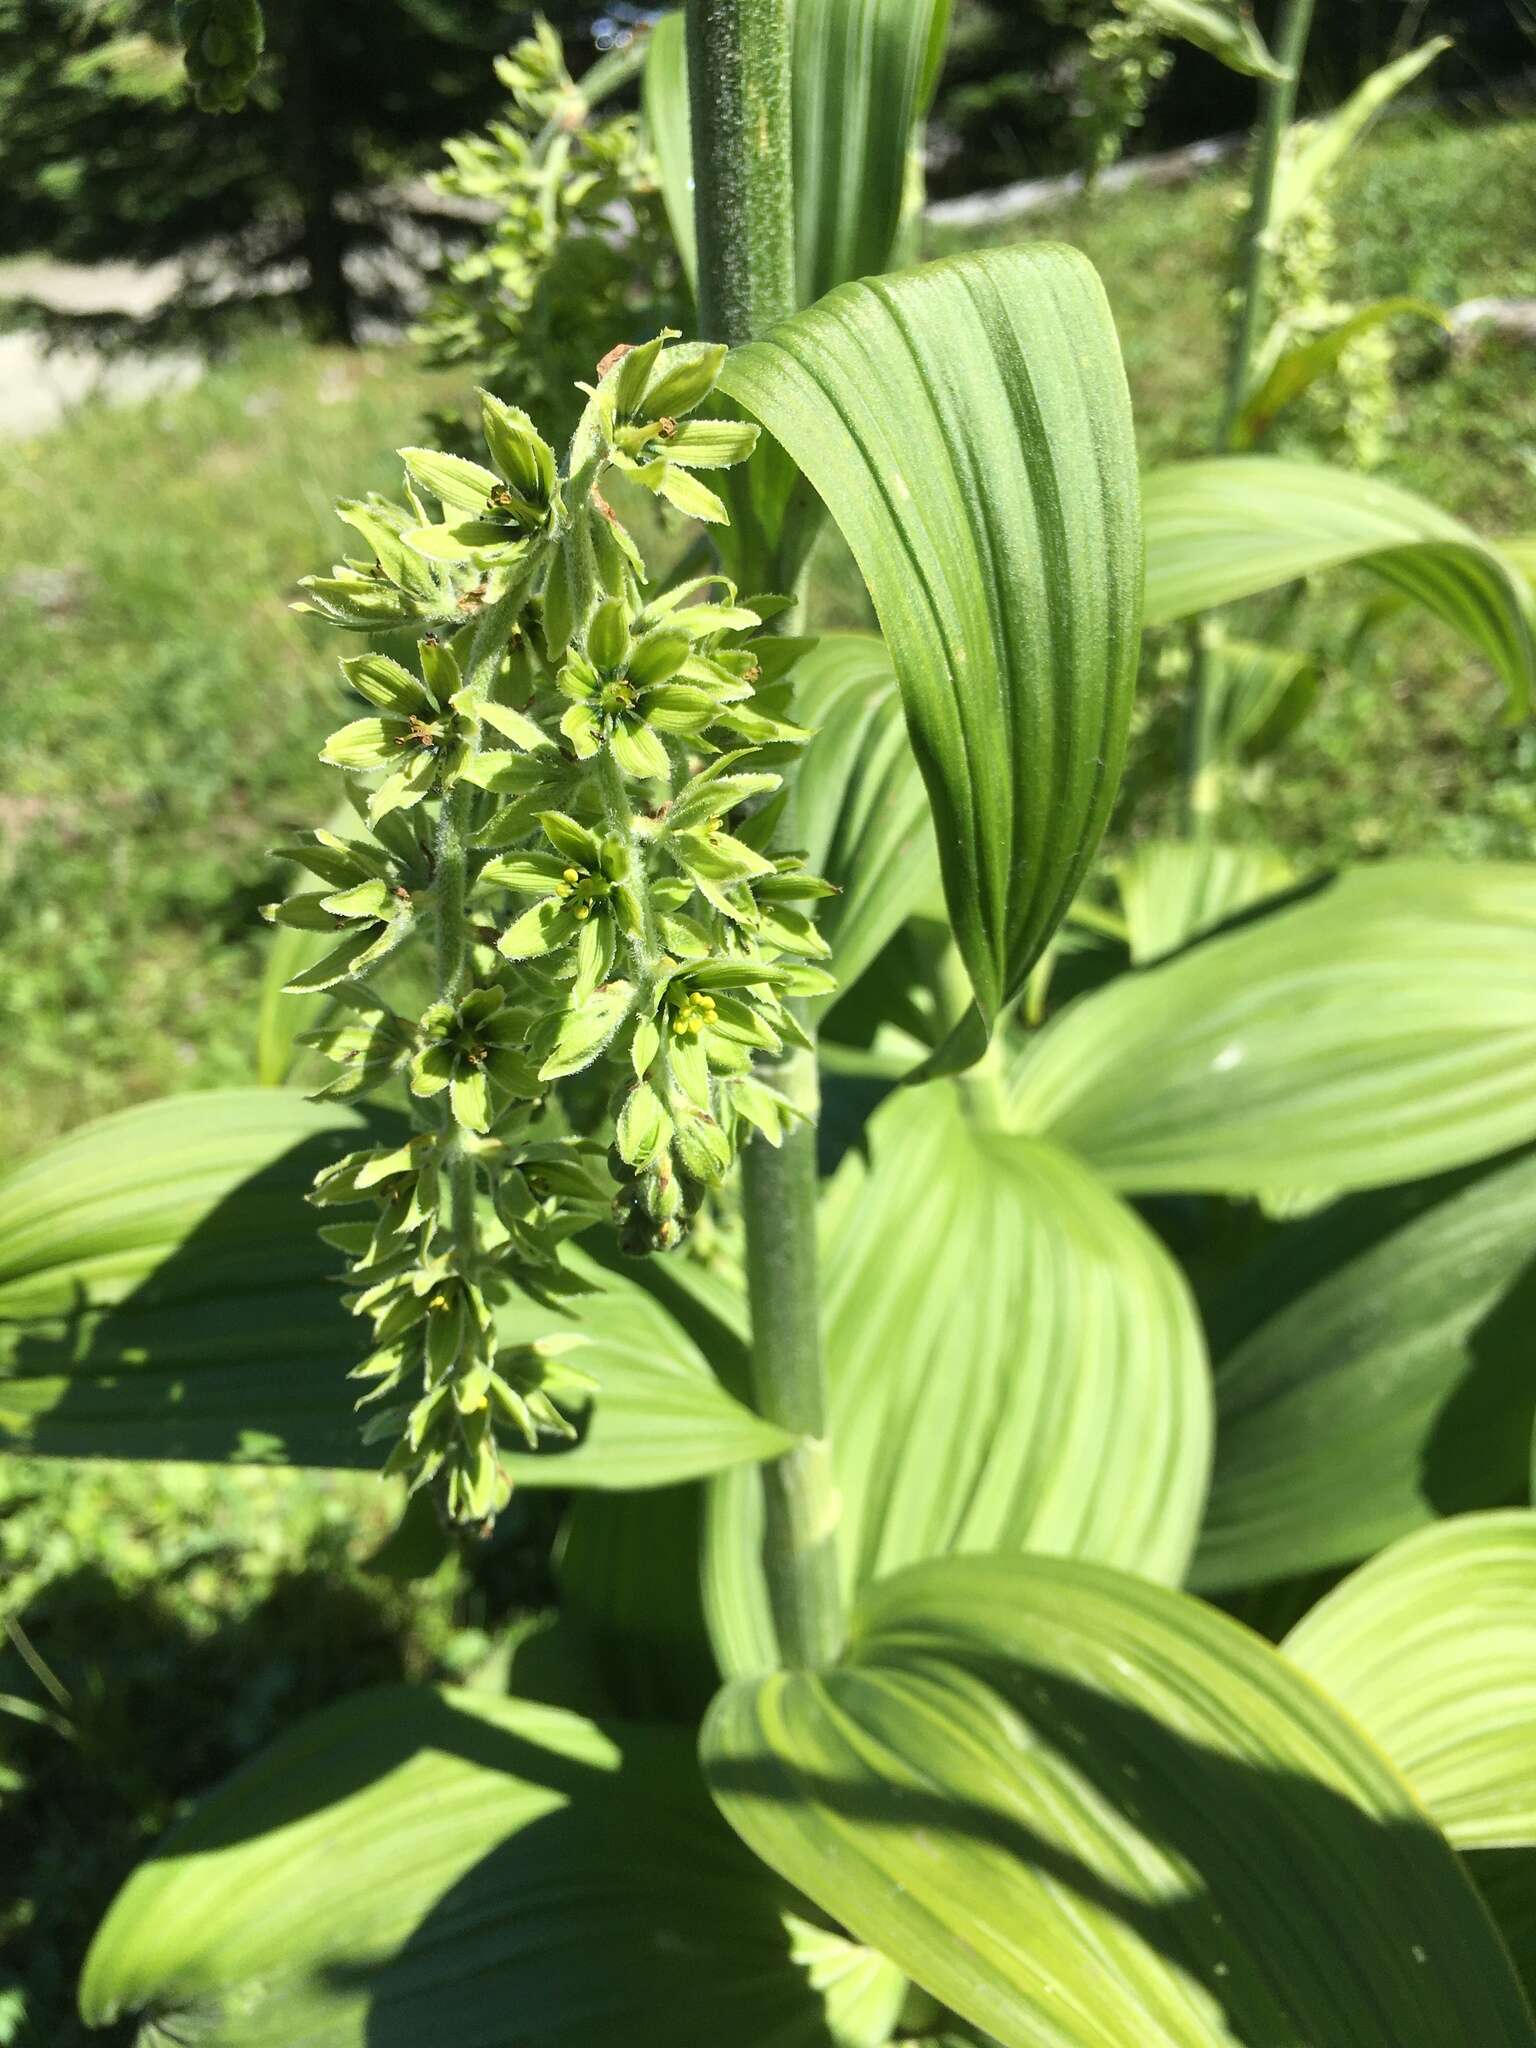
[417,17,685,454]
[0,339,462,1156]
[0,0,605,343]
[931,0,1536,189]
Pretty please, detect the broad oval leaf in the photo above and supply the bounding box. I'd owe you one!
[703,1552,1536,2048]
[643,0,952,308]
[792,632,940,1012]
[1192,1146,1536,1593]
[1010,862,1536,1197]
[0,1090,786,1484]
[721,247,1142,1067]
[706,1084,1210,1677]
[1284,1512,1536,1849]
[1144,457,1536,715]
[81,1683,849,2047]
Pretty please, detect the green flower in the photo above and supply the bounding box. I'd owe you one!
[486,808,640,994]
[409,988,542,1133]
[556,594,744,776]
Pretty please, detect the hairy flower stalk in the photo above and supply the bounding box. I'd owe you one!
[266,337,834,1525]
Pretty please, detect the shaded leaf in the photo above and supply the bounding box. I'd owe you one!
[0,1092,788,1485]
[82,1684,855,2047]
[1112,839,1297,964]
[703,1552,1536,2047]
[1192,1147,1536,1593]
[721,247,1141,1068]
[791,632,940,1013]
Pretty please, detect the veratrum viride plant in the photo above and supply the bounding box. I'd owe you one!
[8,4,1536,2045]
[272,345,831,1523]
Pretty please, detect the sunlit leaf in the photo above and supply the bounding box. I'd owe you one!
[1271,39,1453,234]
[704,1553,1536,2047]
[1144,457,1536,716]
[1284,1512,1536,1848]
[706,1084,1210,1678]
[82,1684,852,2047]
[1010,863,1536,1196]
[722,247,1141,1070]
[643,0,953,307]
[1137,0,1285,79]
[1237,297,1447,446]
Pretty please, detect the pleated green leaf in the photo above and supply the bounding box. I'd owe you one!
[787,0,953,309]
[81,1684,846,2048]
[705,1084,1210,1677]
[1192,1147,1536,1593]
[792,632,939,1013]
[1144,457,1536,716]
[1010,862,1536,1196]
[702,1552,1536,2048]
[0,1091,786,1483]
[1284,1513,1536,1848]
[721,247,1142,1066]
[1112,838,1296,964]
[643,0,952,308]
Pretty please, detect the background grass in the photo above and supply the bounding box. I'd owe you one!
[2,104,1535,2047]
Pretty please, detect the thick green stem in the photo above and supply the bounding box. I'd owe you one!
[685,0,796,344]
[740,1044,843,1669]
[1185,0,1316,832]
[686,0,842,1668]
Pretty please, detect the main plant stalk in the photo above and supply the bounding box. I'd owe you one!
[686,0,843,1669]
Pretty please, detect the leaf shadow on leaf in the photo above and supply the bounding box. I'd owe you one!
[709,1658,1525,2045]
[0,1128,381,1468]
[1422,1245,1536,1518]
[265,1693,836,2048]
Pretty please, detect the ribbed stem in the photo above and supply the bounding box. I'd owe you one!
[686,0,796,344]
[686,0,843,1669]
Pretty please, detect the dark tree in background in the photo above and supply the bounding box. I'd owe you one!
[0,0,604,343]
[933,0,1535,194]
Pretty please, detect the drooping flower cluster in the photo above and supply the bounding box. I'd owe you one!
[269,335,833,1524]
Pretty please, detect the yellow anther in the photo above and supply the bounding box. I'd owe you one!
[574,903,591,920]
[554,882,571,897]
[562,867,580,883]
